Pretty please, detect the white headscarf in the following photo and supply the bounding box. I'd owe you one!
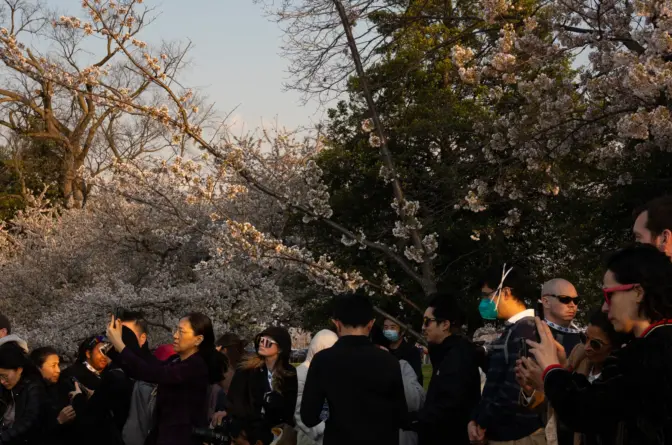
[304,329,338,365]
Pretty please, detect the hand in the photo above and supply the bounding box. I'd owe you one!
[468,421,486,443]
[516,357,544,392]
[211,411,227,427]
[57,406,76,424]
[69,381,82,400]
[106,315,125,353]
[527,317,561,370]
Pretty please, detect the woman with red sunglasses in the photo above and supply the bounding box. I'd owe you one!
[528,244,672,445]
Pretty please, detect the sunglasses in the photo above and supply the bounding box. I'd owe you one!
[258,337,278,349]
[579,332,610,351]
[602,284,639,306]
[545,294,581,305]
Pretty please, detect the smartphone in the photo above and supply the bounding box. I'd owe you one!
[533,300,544,343]
[113,306,123,320]
[520,337,530,358]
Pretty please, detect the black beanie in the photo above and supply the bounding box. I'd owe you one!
[255,326,292,364]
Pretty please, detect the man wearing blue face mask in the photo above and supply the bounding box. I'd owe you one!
[383,318,424,387]
[469,264,545,445]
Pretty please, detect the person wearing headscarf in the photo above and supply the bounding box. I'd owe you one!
[294,330,338,445]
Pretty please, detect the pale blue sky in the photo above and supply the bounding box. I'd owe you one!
[48,0,323,132]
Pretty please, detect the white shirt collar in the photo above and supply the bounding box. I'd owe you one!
[508,309,535,325]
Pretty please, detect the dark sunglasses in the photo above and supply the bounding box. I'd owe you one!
[546,294,581,305]
[602,284,639,306]
[579,333,609,351]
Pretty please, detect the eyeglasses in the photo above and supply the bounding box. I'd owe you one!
[602,284,639,306]
[258,337,278,349]
[545,294,581,305]
[422,317,444,327]
[579,332,610,351]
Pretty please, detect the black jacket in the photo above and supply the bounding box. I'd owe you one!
[0,376,47,445]
[42,380,75,445]
[227,359,298,428]
[390,339,424,387]
[301,335,408,445]
[410,335,481,445]
[71,364,134,445]
[545,320,672,445]
[60,362,102,391]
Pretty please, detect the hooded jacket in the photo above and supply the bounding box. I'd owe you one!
[295,330,338,445]
[228,327,298,429]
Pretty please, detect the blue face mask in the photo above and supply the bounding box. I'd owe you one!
[383,330,400,342]
[479,298,499,320]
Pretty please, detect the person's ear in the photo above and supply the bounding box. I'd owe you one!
[366,319,375,332]
[501,287,514,301]
[440,320,451,333]
[86,350,92,361]
[195,335,204,347]
[541,295,551,309]
[635,285,644,304]
[140,333,148,345]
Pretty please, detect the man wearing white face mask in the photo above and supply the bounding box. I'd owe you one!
[469,264,546,445]
[383,318,424,387]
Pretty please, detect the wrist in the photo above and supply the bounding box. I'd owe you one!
[542,364,564,381]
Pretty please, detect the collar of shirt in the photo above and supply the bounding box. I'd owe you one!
[83,361,101,376]
[507,309,535,325]
[545,320,582,334]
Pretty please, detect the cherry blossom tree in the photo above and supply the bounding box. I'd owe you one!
[0,0,208,208]
[0,160,295,355]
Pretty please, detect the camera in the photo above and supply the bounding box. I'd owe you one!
[193,420,231,445]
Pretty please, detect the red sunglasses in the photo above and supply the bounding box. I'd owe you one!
[603,284,639,305]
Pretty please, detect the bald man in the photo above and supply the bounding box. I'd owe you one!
[540,278,582,355]
[540,279,583,445]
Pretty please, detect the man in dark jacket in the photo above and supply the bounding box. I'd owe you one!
[407,294,480,445]
[470,265,544,445]
[301,293,408,445]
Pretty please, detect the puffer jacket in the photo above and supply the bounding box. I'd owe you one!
[0,376,47,445]
[545,320,672,445]
[399,360,425,445]
[295,330,338,445]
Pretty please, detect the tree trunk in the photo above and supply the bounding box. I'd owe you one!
[61,150,85,209]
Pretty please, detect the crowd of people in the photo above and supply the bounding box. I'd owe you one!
[0,196,670,445]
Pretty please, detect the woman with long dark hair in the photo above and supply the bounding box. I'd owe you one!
[529,244,672,444]
[106,312,227,445]
[0,342,47,445]
[227,327,298,432]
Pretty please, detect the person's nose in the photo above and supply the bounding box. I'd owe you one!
[601,301,609,313]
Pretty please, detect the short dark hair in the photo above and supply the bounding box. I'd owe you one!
[478,264,533,304]
[586,308,630,346]
[606,244,672,321]
[30,346,59,369]
[216,333,245,368]
[428,293,465,331]
[635,195,672,237]
[0,313,11,334]
[77,336,102,362]
[333,294,374,328]
[118,309,148,335]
